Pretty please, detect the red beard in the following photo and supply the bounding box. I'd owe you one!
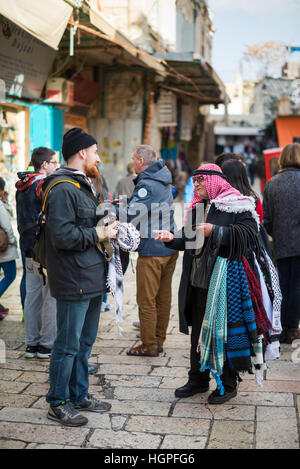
[85,163,100,179]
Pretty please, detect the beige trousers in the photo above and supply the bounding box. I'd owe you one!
[136,253,178,352]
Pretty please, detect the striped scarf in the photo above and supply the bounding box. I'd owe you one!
[242,256,272,340]
[226,259,258,372]
[198,256,228,394]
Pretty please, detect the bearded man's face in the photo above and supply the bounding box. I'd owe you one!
[84,144,100,178]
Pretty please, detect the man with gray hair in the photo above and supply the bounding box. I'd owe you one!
[121,145,178,357]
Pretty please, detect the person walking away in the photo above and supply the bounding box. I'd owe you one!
[121,145,178,357]
[16,147,58,359]
[45,127,117,427]
[263,143,300,344]
[0,178,18,319]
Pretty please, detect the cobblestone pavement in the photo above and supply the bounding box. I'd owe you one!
[0,252,299,450]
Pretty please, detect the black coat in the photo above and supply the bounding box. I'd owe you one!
[263,167,300,260]
[167,203,258,334]
[43,168,107,301]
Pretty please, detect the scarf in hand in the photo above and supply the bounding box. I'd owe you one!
[107,223,140,335]
[198,256,228,395]
[226,259,258,372]
[184,163,259,226]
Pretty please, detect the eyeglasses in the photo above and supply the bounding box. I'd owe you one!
[193,175,204,184]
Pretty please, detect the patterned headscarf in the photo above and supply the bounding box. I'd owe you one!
[185,163,259,226]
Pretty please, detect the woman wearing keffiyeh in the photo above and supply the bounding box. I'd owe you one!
[154,163,262,404]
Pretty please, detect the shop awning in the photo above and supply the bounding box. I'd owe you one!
[154,52,227,104]
[275,117,300,147]
[214,125,261,136]
[0,0,72,50]
[86,3,167,75]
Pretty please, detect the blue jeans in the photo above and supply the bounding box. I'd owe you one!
[0,260,17,298]
[46,295,102,406]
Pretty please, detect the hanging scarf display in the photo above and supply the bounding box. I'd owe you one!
[107,223,140,335]
[254,254,282,360]
[198,256,228,395]
[226,259,257,372]
[242,256,272,340]
[264,252,282,335]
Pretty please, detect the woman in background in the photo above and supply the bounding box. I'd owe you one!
[263,143,300,344]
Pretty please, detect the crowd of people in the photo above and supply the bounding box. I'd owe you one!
[0,127,299,427]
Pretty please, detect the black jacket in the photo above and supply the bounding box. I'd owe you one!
[15,172,45,255]
[167,203,258,334]
[42,168,107,301]
[263,167,300,260]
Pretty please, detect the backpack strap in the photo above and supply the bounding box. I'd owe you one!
[42,178,81,212]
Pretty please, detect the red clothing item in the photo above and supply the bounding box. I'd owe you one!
[256,197,263,223]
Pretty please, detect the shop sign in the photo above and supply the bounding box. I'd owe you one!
[0,15,56,99]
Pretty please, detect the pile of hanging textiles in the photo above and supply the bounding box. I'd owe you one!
[198,223,282,395]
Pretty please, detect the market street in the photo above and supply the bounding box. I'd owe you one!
[0,239,299,450]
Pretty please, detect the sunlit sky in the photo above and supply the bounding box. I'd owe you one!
[207,0,300,84]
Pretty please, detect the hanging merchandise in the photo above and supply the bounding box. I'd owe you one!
[180,104,192,141]
[157,90,177,127]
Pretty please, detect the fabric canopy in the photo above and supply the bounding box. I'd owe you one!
[275,117,300,148]
[0,0,72,50]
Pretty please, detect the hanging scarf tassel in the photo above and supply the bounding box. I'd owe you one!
[210,369,225,396]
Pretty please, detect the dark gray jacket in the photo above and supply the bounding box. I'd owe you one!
[120,160,177,257]
[263,167,300,260]
[42,168,107,301]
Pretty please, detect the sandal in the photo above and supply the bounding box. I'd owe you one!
[126,345,158,357]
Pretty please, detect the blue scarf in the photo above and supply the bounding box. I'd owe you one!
[199,256,228,394]
[226,259,257,371]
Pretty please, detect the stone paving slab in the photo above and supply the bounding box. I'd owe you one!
[161,435,207,449]
[173,402,256,421]
[265,360,300,381]
[125,415,211,436]
[0,421,90,447]
[256,406,299,449]
[104,374,163,388]
[113,386,177,403]
[207,421,255,449]
[88,429,162,449]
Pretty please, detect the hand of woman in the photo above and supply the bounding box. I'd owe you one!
[153,230,174,243]
[195,223,213,237]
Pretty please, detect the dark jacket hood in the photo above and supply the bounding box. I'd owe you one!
[135,160,172,186]
[16,171,44,191]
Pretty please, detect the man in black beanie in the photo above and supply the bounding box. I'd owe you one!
[43,128,118,426]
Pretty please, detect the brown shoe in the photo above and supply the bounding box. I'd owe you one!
[126,345,159,357]
[285,328,300,344]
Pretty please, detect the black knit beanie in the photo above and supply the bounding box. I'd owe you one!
[62,127,97,161]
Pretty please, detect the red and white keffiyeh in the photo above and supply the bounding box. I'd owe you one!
[184,163,259,226]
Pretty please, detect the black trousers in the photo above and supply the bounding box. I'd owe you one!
[277,256,300,328]
[188,287,237,391]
